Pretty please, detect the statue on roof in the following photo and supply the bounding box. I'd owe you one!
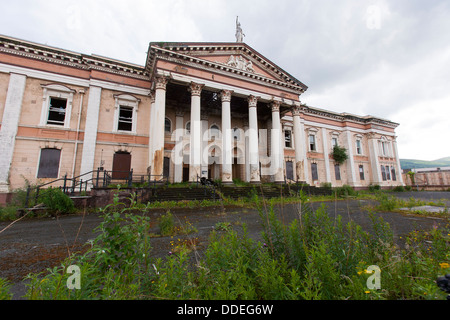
[235,16,245,42]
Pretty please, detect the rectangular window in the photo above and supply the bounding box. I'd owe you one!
[47,97,67,126]
[359,165,365,180]
[118,106,133,131]
[381,165,387,181]
[309,134,316,151]
[285,130,292,148]
[391,166,397,181]
[356,140,362,155]
[334,164,341,181]
[331,137,338,149]
[37,148,61,178]
[311,163,318,181]
[386,166,391,180]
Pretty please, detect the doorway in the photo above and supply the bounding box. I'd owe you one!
[112,152,131,179]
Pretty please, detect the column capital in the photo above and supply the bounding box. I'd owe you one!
[175,108,184,117]
[291,104,305,116]
[149,90,156,103]
[270,100,281,112]
[154,76,169,90]
[189,82,204,96]
[247,95,258,108]
[220,89,233,102]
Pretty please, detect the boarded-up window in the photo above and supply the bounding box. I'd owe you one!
[391,166,397,181]
[311,163,318,181]
[286,161,294,180]
[37,148,61,178]
[335,164,341,181]
[163,157,170,178]
[381,165,387,181]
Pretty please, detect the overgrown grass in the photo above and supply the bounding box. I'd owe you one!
[10,191,449,300]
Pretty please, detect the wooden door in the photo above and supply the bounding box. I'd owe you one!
[112,152,131,179]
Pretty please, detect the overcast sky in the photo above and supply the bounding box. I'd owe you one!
[1,0,449,161]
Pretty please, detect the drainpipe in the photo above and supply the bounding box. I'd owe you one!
[72,89,85,178]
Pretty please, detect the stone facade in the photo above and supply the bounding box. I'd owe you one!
[0,35,403,194]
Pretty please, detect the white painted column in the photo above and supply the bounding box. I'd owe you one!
[173,110,184,183]
[80,85,102,183]
[0,73,27,192]
[244,122,250,182]
[201,113,209,178]
[368,134,382,184]
[292,105,307,183]
[270,101,284,183]
[321,128,332,183]
[189,82,204,182]
[392,137,404,185]
[148,90,156,172]
[343,129,357,186]
[150,76,168,178]
[221,90,233,183]
[247,95,260,183]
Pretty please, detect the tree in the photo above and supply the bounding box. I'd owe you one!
[331,145,348,165]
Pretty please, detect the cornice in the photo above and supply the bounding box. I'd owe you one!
[147,43,307,95]
[0,35,150,81]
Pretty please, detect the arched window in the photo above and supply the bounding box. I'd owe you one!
[233,127,240,141]
[165,117,172,133]
[185,121,191,134]
[210,124,220,139]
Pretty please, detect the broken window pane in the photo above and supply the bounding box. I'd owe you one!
[118,106,133,131]
[47,97,67,126]
[359,165,365,180]
[285,130,292,148]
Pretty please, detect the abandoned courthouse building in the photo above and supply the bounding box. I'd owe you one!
[0,34,404,194]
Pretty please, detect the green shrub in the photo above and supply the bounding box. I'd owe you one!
[37,187,75,215]
[393,185,405,192]
[158,211,175,236]
[334,184,357,197]
[368,184,381,192]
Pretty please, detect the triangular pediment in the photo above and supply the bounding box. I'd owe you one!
[146,42,308,94]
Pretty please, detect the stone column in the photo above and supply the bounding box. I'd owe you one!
[201,113,209,178]
[189,82,204,182]
[270,101,284,183]
[173,109,184,183]
[0,73,27,192]
[221,90,233,183]
[150,76,168,178]
[391,137,404,185]
[321,128,332,183]
[292,105,307,182]
[80,85,102,184]
[368,133,382,184]
[343,129,357,186]
[247,95,260,183]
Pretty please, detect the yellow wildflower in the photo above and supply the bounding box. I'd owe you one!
[439,262,450,269]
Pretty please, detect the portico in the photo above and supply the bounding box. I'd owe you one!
[146,42,308,184]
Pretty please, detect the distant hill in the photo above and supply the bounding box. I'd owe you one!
[400,157,450,170]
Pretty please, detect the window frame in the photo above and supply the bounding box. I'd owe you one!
[309,134,317,152]
[40,84,75,129]
[113,94,140,134]
[359,164,365,180]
